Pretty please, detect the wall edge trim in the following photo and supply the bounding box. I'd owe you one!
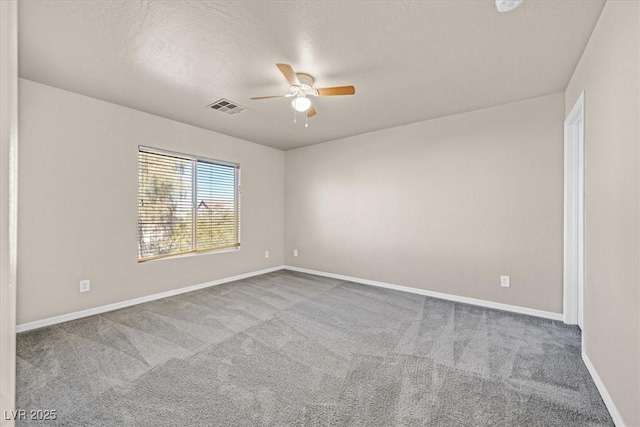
[16,265,286,333]
[582,350,626,426]
[284,265,563,321]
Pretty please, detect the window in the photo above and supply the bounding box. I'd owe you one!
[138,146,240,261]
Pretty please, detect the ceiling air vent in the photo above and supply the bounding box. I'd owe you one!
[207,98,247,115]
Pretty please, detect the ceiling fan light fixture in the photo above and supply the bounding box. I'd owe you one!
[250,63,356,122]
[291,96,311,112]
[495,0,523,12]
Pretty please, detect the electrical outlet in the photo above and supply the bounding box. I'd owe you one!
[500,276,510,288]
[264,250,269,259]
[80,279,91,293]
[293,249,298,257]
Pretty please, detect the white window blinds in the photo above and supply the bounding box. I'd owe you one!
[138,146,240,261]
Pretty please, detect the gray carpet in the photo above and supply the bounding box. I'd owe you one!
[16,270,613,426]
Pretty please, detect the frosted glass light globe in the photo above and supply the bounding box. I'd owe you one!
[496,0,523,12]
[291,96,311,112]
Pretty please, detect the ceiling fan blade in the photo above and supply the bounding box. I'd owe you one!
[316,86,356,96]
[306,106,317,118]
[250,95,285,100]
[276,63,300,86]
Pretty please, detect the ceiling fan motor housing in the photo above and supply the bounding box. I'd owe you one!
[296,73,314,87]
[292,73,318,97]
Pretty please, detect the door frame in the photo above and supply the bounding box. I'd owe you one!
[563,91,585,327]
[0,0,18,424]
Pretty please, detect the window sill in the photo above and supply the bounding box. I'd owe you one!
[138,246,240,263]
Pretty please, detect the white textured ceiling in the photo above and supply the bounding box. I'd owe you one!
[19,0,604,150]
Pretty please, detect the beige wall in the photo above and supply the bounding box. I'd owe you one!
[285,93,565,314]
[565,1,640,425]
[17,79,284,325]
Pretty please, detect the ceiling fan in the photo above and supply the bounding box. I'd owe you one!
[251,63,355,125]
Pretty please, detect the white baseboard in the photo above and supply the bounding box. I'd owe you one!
[17,264,564,332]
[582,351,626,426]
[284,265,563,321]
[16,265,286,333]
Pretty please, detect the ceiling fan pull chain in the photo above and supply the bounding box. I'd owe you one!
[293,109,297,123]
[305,114,309,128]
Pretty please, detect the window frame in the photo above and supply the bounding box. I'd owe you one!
[137,145,241,263]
